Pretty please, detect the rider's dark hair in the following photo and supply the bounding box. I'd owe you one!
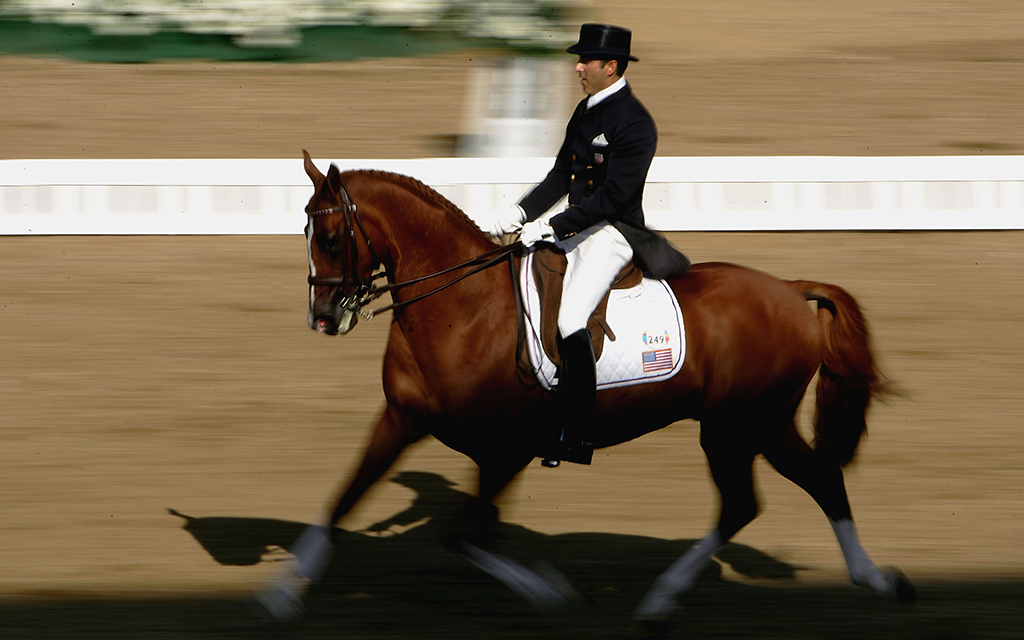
[603,59,628,76]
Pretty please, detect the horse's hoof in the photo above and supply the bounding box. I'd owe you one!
[459,542,582,610]
[887,568,917,604]
[532,561,591,608]
[633,590,678,627]
[634,617,673,639]
[252,584,306,622]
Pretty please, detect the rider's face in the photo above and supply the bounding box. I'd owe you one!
[576,57,617,96]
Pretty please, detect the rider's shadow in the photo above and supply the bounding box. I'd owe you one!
[170,470,800,613]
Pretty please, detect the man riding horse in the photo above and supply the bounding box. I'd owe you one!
[488,23,688,465]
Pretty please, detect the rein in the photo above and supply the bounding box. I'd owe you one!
[306,185,521,321]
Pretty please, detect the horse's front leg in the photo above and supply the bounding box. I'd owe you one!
[256,405,424,619]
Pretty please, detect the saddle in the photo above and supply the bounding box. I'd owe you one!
[531,246,644,366]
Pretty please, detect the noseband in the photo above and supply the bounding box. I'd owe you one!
[305,180,520,321]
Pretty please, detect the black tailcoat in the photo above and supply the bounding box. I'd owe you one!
[518,83,657,238]
[517,84,690,278]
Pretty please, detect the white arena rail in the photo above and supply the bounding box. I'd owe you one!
[1,156,1022,234]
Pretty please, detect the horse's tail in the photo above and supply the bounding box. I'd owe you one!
[791,280,889,467]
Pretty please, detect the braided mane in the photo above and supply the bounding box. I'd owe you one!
[349,169,488,236]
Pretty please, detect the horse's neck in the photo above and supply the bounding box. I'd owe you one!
[365,186,495,282]
[357,177,516,374]
[390,221,490,277]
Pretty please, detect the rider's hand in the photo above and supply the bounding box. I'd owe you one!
[487,204,525,237]
[520,219,555,247]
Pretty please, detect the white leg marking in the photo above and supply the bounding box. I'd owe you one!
[634,530,724,621]
[460,542,577,609]
[293,519,334,580]
[829,517,890,593]
[254,513,334,621]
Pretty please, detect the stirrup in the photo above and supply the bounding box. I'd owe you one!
[537,433,595,466]
[538,447,593,466]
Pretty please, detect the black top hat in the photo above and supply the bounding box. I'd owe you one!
[566,23,638,62]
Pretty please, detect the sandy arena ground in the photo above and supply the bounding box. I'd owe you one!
[1,1,1023,638]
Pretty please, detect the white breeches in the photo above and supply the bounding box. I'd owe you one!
[553,221,634,337]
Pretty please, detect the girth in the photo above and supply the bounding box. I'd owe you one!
[531,245,644,366]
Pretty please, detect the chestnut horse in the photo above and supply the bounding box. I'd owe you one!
[256,154,915,622]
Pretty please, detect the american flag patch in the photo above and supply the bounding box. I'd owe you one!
[642,349,673,372]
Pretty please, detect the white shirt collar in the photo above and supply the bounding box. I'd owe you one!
[587,76,627,109]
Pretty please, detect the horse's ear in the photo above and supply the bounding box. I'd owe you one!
[303,149,325,190]
[326,163,343,196]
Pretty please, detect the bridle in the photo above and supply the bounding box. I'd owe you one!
[305,180,384,321]
[305,180,521,322]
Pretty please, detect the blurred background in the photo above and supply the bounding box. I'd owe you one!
[2,0,1023,159]
[0,0,586,158]
[1,2,1023,638]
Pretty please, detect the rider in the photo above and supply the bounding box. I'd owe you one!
[489,24,686,465]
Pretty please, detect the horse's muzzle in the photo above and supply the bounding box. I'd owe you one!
[311,307,358,336]
[312,315,339,335]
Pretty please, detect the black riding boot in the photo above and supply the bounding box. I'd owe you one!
[540,328,597,467]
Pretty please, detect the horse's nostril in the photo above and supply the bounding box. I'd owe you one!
[313,316,338,335]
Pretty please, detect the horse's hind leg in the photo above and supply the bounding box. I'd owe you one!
[635,418,758,621]
[461,452,535,542]
[256,405,424,619]
[762,423,915,601]
[450,450,586,610]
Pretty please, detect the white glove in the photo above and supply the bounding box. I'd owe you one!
[487,204,525,237]
[520,219,556,247]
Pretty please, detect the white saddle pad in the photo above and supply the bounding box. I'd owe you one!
[521,252,686,391]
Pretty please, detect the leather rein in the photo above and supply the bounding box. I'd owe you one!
[305,181,521,321]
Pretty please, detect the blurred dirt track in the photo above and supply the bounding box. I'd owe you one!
[2,0,1023,158]
[1,1,1023,638]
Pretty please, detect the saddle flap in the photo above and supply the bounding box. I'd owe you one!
[531,246,643,367]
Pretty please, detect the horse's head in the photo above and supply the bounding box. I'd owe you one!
[302,151,382,336]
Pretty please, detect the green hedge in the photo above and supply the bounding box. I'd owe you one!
[0,18,503,62]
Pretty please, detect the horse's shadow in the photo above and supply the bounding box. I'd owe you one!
[170,471,801,619]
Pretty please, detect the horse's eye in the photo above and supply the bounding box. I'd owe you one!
[319,233,341,255]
